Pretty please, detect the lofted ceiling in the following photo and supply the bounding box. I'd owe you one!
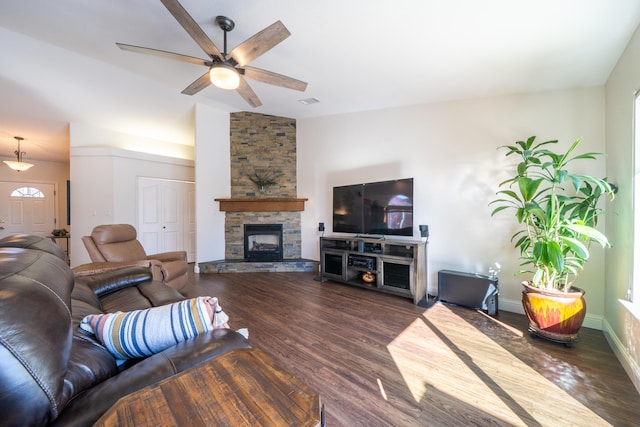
[1,0,640,164]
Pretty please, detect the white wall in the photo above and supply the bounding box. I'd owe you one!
[194,103,230,266]
[604,23,640,392]
[298,87,607,326]
[70,123,194,266]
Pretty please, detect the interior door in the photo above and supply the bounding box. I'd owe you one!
[138,177,195,262]
[0,181,56,238]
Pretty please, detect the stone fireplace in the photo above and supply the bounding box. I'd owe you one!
[199,112,318,273]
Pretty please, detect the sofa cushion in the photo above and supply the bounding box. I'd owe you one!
[80,297,217,360]
[137,280,185,306]
[0,246,74,426]
[100,286,154,313]
[60,333,119,405]
[71,279,102,314]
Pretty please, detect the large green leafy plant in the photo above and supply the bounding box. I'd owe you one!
[490,136,615,292]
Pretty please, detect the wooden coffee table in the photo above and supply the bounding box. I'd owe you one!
[95,347,323,426]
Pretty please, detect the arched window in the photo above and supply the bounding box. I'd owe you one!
[10,186,45,198]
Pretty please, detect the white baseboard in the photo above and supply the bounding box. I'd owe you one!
[602,318,640,394]
[498,297,524,315]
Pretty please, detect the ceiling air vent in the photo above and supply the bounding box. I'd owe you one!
[298,97,320,105]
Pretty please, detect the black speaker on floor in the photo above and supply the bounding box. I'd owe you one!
[437,269,499,315]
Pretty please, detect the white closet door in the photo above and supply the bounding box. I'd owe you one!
[138,177,195,262]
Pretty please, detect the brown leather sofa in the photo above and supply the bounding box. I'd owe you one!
[0,234,250,427]
[82,223,189,291]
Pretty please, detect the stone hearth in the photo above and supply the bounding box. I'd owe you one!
[199,259,318,274]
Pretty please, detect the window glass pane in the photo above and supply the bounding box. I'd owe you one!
[10,186,44,198]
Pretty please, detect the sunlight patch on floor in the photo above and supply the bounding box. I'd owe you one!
[476,310,524,337]
[386,306,611,426]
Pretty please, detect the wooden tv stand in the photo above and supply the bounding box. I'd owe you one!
[319,236,427,304]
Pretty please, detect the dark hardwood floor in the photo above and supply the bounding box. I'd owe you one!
[183,271,640,427]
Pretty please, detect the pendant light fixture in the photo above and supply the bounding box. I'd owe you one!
[209,16,240,90]
[4,136,34,172]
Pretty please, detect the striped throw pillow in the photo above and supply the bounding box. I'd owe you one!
[80,297,217,360]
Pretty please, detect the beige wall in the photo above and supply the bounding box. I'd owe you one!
[298,88,608,328]
[604,24,640,392]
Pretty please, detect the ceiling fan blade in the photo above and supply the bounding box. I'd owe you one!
[236,77,262,108]
[242,66,308,92]
[116,43,210,66]
[160,0,224,60]
[181,71,212,95]
[228,21,290,67]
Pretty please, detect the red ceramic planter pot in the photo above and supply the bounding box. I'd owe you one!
[521,282,586,344]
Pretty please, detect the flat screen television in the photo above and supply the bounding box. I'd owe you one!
[332,178,414,236]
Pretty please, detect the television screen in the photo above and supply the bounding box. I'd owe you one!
[363,178,413,236]
[332,178,414,236]
[332,184,364,233]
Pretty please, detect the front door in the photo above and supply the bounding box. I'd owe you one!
[0,181,56,238]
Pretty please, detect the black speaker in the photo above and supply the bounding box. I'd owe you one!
[419,224,429,238]
[318,222,325,232]
[437,270,499,315]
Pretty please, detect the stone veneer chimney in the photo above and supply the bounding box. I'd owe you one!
[224,112,302,260]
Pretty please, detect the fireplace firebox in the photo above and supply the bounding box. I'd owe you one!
[244,224,283,262]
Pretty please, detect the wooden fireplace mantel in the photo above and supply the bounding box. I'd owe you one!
[214,197,308,212]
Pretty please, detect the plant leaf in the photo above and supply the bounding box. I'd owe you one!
[564,223,610,247]
[546,241,564,273]
[558,236,589,259]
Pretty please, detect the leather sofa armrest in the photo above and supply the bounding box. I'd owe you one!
[158,259,189,291]
[74,266,154,298]
[73,260,163,281]
[159,260,188,281]
[148,251,187,262]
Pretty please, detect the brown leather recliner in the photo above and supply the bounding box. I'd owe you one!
[82,224,189,291]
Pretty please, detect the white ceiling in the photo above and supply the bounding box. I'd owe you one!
[1,0,640,163]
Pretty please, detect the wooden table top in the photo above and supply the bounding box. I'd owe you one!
[95,347,322,427]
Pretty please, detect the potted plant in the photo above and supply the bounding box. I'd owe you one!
[247,170,281,195]
[490,136,615,345]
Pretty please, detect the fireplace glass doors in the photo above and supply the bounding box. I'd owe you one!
[244,224,283,262]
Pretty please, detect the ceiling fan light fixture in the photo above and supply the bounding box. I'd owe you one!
[210,63,240,90]
[3,136,34,172]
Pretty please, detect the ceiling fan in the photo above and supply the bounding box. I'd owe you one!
[116,0,307,108]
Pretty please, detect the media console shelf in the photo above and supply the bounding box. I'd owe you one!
[320,236,427,304]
